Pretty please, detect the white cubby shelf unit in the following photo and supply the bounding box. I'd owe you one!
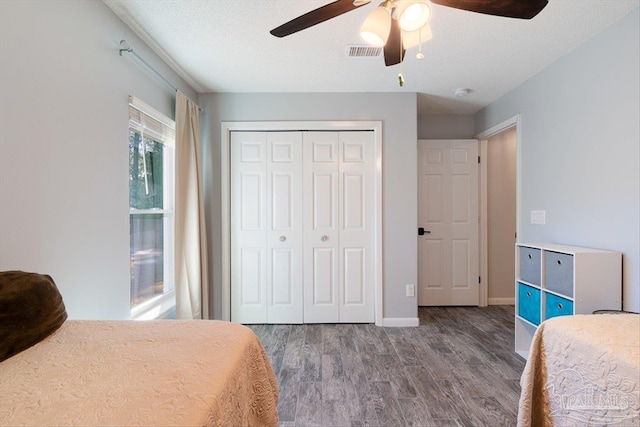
[515,243,621,359]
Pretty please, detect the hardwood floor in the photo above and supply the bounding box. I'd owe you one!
[248,305,526,427]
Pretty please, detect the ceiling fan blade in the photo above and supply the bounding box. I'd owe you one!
[430,0,548,19]
[384,16,405,66]
[270,0,371,38]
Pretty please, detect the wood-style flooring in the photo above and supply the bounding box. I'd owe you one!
[248,305,526,427]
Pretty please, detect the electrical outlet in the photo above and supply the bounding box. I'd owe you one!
[406,284,415,297]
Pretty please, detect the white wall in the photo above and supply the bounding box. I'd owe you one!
[475,9,640,312]
[0,0,197,319]
[199,92,418,320]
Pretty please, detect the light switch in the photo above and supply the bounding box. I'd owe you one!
[531,210,546,225]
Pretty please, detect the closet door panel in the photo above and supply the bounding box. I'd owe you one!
[240,173,263,230]
[312,173,336,229]
[271,173,293,230]
[343,172,365,230]
[339,131,375,322]
[231,132,268,323]
[266,132,303,323]
[312,247,336,304]
[304,132,340,323]
[271,248,293,304]
[239,248,264,305]
[343,247,365,304]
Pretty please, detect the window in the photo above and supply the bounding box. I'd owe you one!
[128,96,175,319]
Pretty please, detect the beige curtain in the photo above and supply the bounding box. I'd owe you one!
[174,91,209,319]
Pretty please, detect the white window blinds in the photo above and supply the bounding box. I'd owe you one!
[128,96,175,145]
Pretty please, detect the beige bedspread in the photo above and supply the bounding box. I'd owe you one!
[517,314,640,427]
[0,320,279,426]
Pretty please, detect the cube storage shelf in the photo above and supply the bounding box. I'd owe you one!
[515,243,621,359]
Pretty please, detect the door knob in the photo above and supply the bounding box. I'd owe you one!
[279,236,286,242]
[321,235,328,242]
[418,227,431,236]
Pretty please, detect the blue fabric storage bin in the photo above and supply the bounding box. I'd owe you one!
[545,292,574,320]
[518,282,541,325]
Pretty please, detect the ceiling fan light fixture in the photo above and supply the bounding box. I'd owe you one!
[397,1,431,32]
[360,6,391,47]
[360,5,391,47]
[401,23,432,49]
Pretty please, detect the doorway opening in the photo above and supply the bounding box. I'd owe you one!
[477,115,520,306]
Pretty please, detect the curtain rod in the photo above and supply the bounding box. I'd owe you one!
[119,39,178,92]
[119,40,203,112]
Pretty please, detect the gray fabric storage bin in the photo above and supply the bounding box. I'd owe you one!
[519,247,541,285]
[545,251,574,298]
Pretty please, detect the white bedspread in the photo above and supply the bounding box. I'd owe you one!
[0,320,279,426]
[517,314,640,426]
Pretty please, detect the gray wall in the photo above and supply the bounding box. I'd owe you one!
[199,92,418,320]
[475,9,640,312]
[418,114,475,139]
[0,0,197,319]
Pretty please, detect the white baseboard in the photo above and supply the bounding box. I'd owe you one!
[382,317,420,327]
[488,298,515,305]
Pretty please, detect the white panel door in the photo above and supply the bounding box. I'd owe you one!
[303,132,340,323]
[266,132,303,323]
[339,131,375,322]
[231,132,268,322]
[418,140,479,306]
[231,132,303,323]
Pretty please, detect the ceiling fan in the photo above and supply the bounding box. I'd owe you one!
[270,0,549,67]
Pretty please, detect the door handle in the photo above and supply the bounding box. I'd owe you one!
[418,227,431,236]
[279,236,286,242]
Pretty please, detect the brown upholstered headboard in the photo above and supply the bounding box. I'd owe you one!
[0,271,67,362]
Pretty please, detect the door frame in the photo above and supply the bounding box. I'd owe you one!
[220,121,384,325]
[475,114,521,307]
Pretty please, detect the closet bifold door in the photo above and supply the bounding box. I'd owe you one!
[303,132,340,322]
[303,131,375,323]
[266,132,303,323]
[338,131,375,323]
[231,131,303,324]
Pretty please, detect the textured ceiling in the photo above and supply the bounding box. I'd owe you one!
[103,0,639,114]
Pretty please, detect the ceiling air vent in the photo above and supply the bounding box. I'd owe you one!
[345,45,383,58]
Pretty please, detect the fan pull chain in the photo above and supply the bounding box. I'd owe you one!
[417,27,425,60]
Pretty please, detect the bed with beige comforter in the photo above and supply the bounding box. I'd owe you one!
[517,314,639,427]
[0,320,279,426]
